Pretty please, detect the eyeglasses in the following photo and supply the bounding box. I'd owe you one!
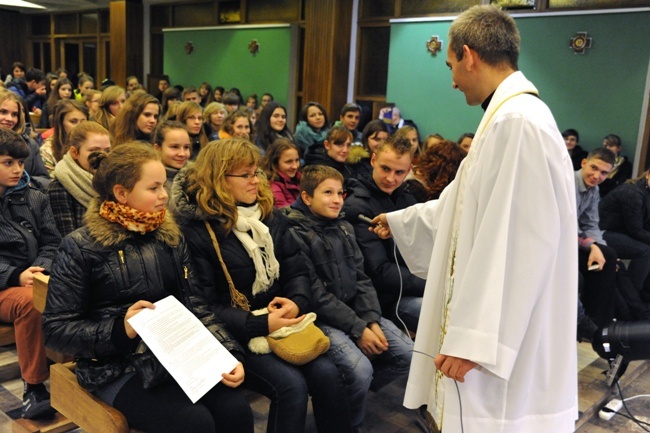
[225,169,266,180]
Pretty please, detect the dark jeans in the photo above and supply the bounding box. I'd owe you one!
[603,230,650,293]
[578,243,618,327]
[389,295,422,333]
[243,352,353,433]
[113,375,253,433]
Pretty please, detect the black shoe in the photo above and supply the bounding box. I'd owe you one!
[22,387,55,419]
[413,405,437,433]
[577,316,598,343]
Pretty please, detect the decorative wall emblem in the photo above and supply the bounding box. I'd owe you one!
[249,39,260,55]
[570,32,592,54]
[185,41,194,55]
[426,35,443,55]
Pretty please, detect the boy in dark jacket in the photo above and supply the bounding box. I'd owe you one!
[0,128,61,419]
[284,165,412,429]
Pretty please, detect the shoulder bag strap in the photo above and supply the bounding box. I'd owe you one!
[204,221,251,311]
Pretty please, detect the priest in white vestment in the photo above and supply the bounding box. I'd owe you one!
[373,6,578,433]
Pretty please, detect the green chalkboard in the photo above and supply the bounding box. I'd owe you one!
[164,25,292,105]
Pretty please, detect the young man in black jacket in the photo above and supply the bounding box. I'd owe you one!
[343,135,424,333]
[0,128,61,419]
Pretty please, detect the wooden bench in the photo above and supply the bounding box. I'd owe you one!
[33,274,72,365]
[50,362,132,433]
[17,273,138,433]
[0,323,16,347]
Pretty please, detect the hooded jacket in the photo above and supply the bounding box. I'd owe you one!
[283,199,382,340]
[42,199,242,389]
[346,145,372,180]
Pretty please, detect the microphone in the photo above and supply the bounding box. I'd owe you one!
[357,214,375,226]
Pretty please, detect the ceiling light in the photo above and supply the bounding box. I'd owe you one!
[0,0,46,9]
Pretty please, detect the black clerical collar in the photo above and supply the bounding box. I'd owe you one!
[481,91,495,111]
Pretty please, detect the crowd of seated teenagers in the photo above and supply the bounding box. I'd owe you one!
[561,130,650,343]
[0,67,433,431]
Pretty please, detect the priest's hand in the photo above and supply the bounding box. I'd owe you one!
[434,354,477,382]
[370,214,392,239]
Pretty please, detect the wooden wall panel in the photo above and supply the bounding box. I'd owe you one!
[110,0,143,87]
[0,11,27,78]
[302,0,352,121]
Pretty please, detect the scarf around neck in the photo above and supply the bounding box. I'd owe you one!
[54,152,97,208]
[234,204,280,295]
[99,200,166,234]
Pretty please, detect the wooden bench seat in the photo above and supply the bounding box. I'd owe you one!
[50,362,134,433]
[29,273,140,433]
[0,323,16,347]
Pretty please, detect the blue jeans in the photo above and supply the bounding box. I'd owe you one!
[319,317,413,426]
[390,295,422,333]
[243,352,352,433]
[604,230,650,292]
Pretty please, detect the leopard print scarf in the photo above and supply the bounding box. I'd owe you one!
[99,201,166,234]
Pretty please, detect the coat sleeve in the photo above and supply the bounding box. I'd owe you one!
[271,212,312,315]
[388,199,442,278]
[43,236,121,358]
[348,228,383,326]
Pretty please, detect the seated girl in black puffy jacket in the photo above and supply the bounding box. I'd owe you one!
[42,142,253,433]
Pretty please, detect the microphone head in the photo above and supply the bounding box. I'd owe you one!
[357,214,374,226]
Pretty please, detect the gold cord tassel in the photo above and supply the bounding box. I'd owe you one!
[204,221,251,311]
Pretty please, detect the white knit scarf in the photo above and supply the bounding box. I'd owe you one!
[234,204,280,295]
[54,152,97,208]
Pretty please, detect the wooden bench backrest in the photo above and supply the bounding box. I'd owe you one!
[33,273,50,314]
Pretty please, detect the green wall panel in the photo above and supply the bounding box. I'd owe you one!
[164,26,291,105]
[387,11,650,161]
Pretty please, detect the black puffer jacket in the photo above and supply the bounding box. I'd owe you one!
[599,177,650,244]
[342,176,425,315]
[172,168,312,345]
[283,199,382,340]
[43,200,243,390]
